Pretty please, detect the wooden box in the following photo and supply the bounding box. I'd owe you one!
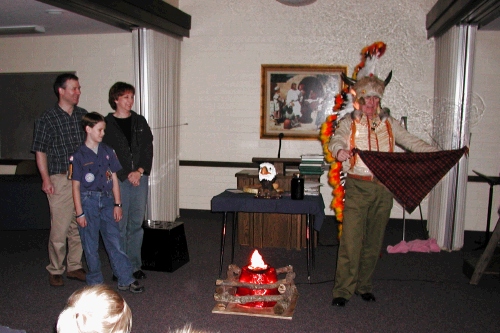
[236,167,319,250]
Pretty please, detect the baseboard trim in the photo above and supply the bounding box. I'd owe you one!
[178,208,486,251]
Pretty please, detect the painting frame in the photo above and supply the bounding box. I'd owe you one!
[260,64,347,140]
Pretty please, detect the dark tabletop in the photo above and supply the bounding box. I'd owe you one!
[211,190,326,231]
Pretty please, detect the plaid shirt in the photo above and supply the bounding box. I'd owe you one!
[31,103,88,175]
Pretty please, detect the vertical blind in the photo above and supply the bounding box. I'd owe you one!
[133,28,181,221]
[427,25,476,250]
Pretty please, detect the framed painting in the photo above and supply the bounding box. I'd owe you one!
[260,64,347,140]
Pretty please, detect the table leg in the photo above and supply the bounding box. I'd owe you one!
[485,184,494,245]
[474,183,495,250]
[311,216,315,269]
[231,212,236,264]
[219,212,228,278]
[306,214,311,283]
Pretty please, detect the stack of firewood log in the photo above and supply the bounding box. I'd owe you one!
[214,264,298,315]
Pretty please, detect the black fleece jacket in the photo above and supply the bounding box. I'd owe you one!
[103,111,154,182]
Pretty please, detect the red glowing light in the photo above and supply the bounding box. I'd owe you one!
[248,249,267,270]
[236,250,279,308]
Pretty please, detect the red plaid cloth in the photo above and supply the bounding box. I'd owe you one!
[354,147,468,213]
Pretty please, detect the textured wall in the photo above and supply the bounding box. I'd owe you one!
[0,33,134,115]
[466,30,500,232]
[178,0,438,218]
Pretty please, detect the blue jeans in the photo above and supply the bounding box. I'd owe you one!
[79,191,134,287]
[119,177,148,272]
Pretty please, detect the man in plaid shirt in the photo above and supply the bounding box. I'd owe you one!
[32,73,88,287]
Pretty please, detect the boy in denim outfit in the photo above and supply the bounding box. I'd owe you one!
[71,112,144,293]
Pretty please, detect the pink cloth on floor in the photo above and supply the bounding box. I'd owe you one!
[387,238,440,253]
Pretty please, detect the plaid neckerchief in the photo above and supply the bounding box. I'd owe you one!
[354,146,468,213]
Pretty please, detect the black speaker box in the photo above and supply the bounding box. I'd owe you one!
[141,220,189,272]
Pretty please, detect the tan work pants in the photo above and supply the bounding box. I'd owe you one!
[332,177,394,299]
[46,174,83,274]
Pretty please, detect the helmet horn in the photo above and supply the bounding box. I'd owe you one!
[341,72,357,87]
[384,71,393,86]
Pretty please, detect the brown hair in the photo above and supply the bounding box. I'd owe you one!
[53,73,79,100]
[81,112,105,131]
[108,82,135,110]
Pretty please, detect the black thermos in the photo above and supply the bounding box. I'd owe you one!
[291,174,304,200]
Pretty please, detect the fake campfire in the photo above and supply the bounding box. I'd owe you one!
[212,250,298,319]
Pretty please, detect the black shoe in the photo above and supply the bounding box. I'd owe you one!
[331,297,348,307]
[133,270,147,279]
[112,274,117,281]
[359,293,376,302]
[118,280,144,294]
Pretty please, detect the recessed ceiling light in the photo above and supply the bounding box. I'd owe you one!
[276,0,317,6]
[46,9,64,15]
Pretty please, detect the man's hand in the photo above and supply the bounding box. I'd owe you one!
[42,178,55,195]
[36,152,54,194]
[336,149,353,162]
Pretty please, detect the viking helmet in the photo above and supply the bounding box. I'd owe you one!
[341,41,392,101]
[351,72,392,100]
[333,42,392,120]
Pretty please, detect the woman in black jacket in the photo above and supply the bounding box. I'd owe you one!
[103,82,153,280]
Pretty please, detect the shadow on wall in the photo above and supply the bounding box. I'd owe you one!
[14,160,39,175]
[0,160,49,230]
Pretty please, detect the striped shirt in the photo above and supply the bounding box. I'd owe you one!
[31,103,88,175]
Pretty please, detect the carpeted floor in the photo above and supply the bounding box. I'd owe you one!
[0,213,498,333]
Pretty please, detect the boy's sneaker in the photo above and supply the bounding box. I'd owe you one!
[118,280,144,293]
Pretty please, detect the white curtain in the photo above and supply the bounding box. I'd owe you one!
[427,25,476,250]
[133,28,181,221]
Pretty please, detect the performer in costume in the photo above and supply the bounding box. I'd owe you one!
[327,42,438,307]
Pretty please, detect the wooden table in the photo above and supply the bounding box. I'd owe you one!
[211,190,325,281]
[236,157,321,250]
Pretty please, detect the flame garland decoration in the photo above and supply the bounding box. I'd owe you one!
[319,114,344,238]
[320,41,387,239]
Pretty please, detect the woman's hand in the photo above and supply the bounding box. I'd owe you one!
[127,171,141,187]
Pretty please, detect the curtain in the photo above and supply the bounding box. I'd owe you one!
[427,25,476,250]
[133,28,181,221]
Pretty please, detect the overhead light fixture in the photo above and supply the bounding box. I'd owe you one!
[276,0,317,6]
[46,9,64,15]
[0,25,46,36]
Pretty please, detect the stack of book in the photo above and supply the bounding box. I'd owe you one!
[299,154,325,176]
[304,180,322,196]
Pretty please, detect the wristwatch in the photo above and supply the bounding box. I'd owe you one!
[114,203,122,207]
[138,170,143,177]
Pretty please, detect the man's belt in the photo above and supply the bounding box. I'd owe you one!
[347,173,376,182]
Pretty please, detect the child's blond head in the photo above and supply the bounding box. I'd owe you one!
[57,284,132,333]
